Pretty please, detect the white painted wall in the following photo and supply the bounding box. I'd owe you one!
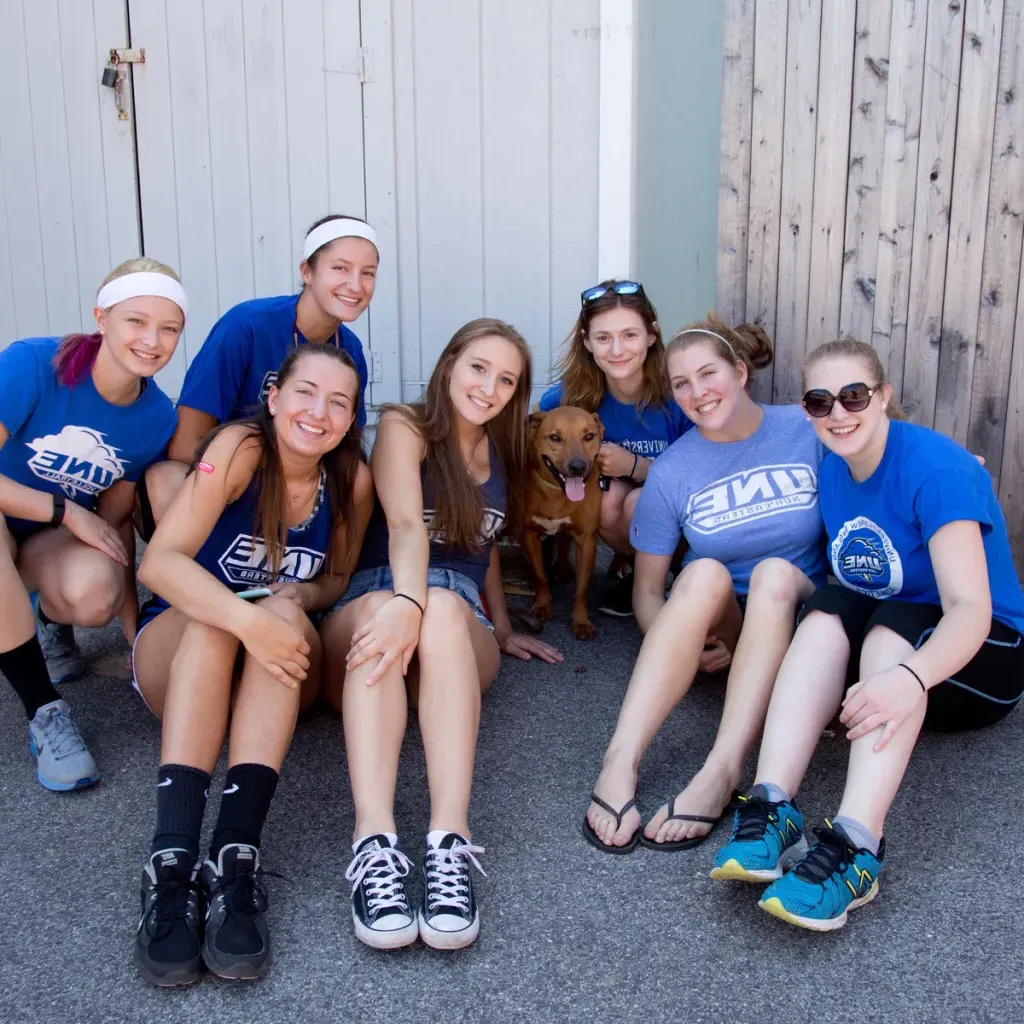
[0,0,609,405]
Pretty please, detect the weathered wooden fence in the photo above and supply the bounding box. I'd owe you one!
[716,0,1024,568]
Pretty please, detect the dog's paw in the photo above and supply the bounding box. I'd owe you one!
[572,618,597,641]
[531,600,553,622]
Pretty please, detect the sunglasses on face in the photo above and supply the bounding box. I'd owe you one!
[581,280,645,305]
[802,382,881,418]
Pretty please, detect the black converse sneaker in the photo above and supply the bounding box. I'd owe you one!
[134,849,204,987]
[418,832,486,950]
[200,843,272,979]
[345,834,418,950]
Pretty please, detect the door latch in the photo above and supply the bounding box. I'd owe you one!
[100,48,145,121]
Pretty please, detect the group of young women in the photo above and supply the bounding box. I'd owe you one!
[0,215,1020,984]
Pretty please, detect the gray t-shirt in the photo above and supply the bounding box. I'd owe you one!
[630,404,828,594]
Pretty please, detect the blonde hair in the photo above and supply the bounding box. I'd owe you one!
[802,339,907,420]
[665,311,773,388]
[100,256,181,293]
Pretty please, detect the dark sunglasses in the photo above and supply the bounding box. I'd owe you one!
[802,382,881,418]
[581,280,646,305]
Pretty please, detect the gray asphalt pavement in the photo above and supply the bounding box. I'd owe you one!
[2,576,1020,1024]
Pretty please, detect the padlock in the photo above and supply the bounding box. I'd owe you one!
[101,64,118,88]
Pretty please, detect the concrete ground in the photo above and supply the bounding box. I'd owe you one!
[1,575,1020,1024]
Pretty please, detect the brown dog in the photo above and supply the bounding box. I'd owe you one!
[522,407,604,639]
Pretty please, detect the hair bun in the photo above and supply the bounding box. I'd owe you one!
[731,322,774,370]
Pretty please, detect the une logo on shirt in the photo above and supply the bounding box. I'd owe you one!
[217,534,325,586]
[25,425,128,499]
[423,507,505,547]
[831,516,904,598]
[686,464,817,535]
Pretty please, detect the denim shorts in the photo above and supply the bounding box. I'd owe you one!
[331,565,493,631]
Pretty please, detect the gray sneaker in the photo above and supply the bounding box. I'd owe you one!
[28,699,100,791]
[33,595,85,684]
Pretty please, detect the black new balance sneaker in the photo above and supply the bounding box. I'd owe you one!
[200,843,272,979]
[134,849,203,987]
[345,834,418,950]
[418,832,486,950]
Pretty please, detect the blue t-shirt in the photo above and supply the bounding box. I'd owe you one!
[177,294,368,429]
[821,419,1024,635]
[630,404,828,594]
[0,338,176,523]
[538,383,691,459]
[140,468,334,629]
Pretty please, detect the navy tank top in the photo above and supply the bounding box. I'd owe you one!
[140,469,333,628]
[357,444,506,591]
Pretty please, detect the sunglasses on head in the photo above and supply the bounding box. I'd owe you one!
[802,382,881,418]
[581,280,645,306]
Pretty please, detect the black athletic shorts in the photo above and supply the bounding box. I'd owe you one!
[135,470,157,542]
[799,584,1024,732]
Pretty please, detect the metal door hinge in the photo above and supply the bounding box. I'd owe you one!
[370,350,383,384]
[327,47,373,83]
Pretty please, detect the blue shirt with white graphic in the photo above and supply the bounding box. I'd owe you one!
[538,382,691,459]
[0,337,175,526]
[820,418,1024,635]
[177,294,368,429]
[139,468,334,629]
[630,404,828,594]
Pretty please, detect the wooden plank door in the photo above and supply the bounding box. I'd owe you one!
[127,0,379,401]
[0,0,140,349]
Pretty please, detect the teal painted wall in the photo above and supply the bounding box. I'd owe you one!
[634,1,724,337]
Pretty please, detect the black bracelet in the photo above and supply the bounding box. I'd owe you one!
[628,452,639,481]
[394,592,425,616]
[50,493,66,527]
[899,662,926,694]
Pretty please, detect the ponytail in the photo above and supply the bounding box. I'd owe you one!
[803,339,908,420]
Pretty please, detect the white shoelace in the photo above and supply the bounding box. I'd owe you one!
[424,843,486,913]
[345,846,414,912]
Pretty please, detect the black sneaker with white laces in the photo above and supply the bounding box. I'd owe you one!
[200,843,272,979]
[418,832,486,950]
[134,849,204,987]
[345,834,418,950]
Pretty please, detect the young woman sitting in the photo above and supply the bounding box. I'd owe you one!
[538,280,691,616]
[132,345,371,985]
[321,318,562,952]
[710,340,1024,932]
[0,259,183,791]
[584,316,828,854]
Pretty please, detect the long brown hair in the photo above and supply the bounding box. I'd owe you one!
[193,346,364,577]
[381,318,532,550]
[553,280,668,413]
[803,339,907,420]
[665,312,774,386]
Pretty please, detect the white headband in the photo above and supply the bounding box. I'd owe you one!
[672,328,736,356]
[302,218,379,262]
[96,272,189,319]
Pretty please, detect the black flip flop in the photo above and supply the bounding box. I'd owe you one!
[637,790,739,853]
[581,794,640,855]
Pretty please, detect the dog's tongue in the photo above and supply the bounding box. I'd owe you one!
[565,477,586,502]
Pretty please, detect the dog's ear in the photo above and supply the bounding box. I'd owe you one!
[528,411,546,436]
[592,413,605,441]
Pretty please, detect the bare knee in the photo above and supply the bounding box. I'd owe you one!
[62,565,124,626]
[599,488,627,536]
[859,623,914,675]
[419,588,472,649]
[671,558,733,602]
[259,594,313,634]
[747,558,809,605]
[145,460,188,524]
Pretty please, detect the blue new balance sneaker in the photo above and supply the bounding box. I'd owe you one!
[709,792,808,882]
[759,821,885,932]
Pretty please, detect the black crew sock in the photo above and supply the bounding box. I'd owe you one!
[151,764,211,864]
[209,763,280,861]
[0,636,61,719]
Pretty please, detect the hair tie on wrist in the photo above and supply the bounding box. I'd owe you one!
[394,592,425,616]
[899,662,926,694]
[629,452,639,480]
